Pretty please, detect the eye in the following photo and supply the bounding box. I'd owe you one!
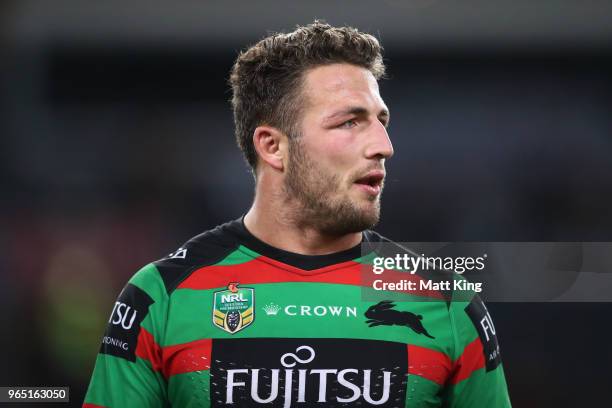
[339,119,358,129]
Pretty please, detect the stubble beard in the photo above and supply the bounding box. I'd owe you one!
[283,139,381,236]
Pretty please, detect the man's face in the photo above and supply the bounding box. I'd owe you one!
[284,63,394,236]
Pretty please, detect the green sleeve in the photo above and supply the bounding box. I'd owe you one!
[84,264,169,408]
[444,294,512,408]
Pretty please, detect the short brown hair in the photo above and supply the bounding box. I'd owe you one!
[229,20,385,173]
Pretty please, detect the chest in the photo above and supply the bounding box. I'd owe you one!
[162,281,452,407]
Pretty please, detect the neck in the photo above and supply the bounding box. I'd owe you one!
[244,180,362,255]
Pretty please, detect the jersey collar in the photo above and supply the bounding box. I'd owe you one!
[226,216,365,271]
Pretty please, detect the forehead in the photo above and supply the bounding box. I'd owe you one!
[301,63,386,114]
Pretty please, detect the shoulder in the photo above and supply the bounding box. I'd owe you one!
[363,229,421,258]
[362,229,404,254]
[150,218,243,295]
[364,229,459,300]
[363,229,389,244]
[363,229,437,269]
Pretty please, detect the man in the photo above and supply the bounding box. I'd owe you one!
[84,21,511,407]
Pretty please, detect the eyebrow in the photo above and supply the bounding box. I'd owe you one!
[323,106,391,125]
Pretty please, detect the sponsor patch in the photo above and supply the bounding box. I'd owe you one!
[100,283,154,362]
[464,296,502,371]
[210,338,407,407]
[262,303,359,318]
[212,282,254,334]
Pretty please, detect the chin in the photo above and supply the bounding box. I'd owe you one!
[324,206,380,235]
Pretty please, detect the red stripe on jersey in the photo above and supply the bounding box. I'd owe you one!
[178,258,362,289]
[162,338,213,378]
[177,257,445,299]
[449,337,486,384]
[407,344,452,385]
[135,327,163,373]
[83,404,107,408]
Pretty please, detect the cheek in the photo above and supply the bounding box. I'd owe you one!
[310,133,357,167]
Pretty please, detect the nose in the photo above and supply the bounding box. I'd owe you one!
[365,121,394,160]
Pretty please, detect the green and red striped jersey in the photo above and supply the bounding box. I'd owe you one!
[84,218,511,407]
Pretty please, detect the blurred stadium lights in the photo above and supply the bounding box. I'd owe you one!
[5,0,612,51]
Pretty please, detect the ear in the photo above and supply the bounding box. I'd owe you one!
[252,125,287,171]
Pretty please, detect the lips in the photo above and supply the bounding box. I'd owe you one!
[354,170,385,196]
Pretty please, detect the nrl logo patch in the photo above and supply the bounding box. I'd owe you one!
[213,282,254,334]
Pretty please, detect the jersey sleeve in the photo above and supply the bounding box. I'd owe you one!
[84,264,169,408]
[444,291,512,407]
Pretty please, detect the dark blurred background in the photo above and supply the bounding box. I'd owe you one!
[1,1,611,406]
